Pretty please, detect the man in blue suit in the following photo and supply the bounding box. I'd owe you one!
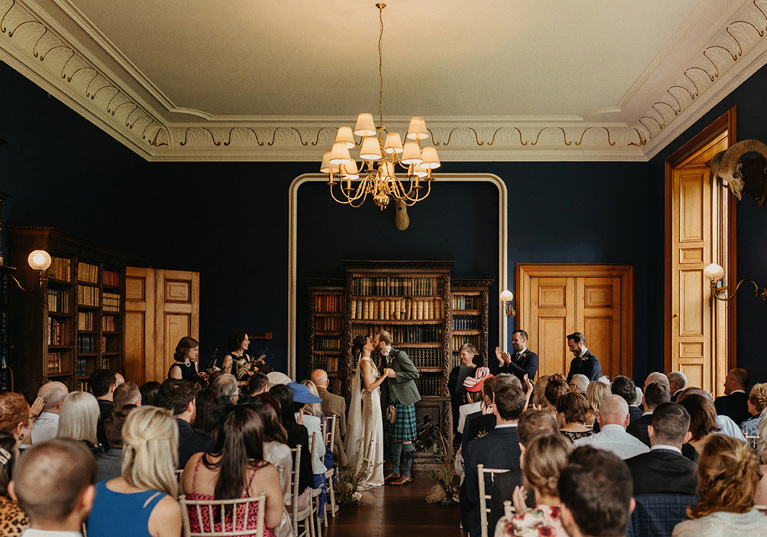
[463,378,527,537]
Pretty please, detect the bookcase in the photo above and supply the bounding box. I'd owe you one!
[9,227,134,393]
[451,279,493,368]
[306,279,345,394]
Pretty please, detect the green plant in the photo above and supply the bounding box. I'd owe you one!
[426,432,460,504]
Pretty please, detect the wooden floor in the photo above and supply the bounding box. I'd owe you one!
[324,470,462,537]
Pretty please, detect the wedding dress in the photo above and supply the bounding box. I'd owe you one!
[344,355,385,487]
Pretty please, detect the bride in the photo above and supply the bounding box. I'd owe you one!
[344,334,391,488]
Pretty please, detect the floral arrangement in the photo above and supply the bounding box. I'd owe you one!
[426,432,460,505]
[335,440,381,505]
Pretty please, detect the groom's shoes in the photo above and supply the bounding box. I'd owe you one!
[390,475,413,486]
[384,472,400,483]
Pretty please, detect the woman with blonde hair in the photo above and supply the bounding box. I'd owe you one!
[87,406,182,537]
[57,391,103,453]
[495,434,571,537]
[585,380,610,427]
[741,382,767,437]
[531,375,551,409]
[672,434,766,536]
[754,409,767,506]
[299,379,325,420]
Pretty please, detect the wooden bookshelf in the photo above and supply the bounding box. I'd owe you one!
[451,279,493,368]
[306,279,345,395]
[9,227,134,393]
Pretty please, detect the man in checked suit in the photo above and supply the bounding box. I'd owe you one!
[311,368,349,467]
[375,330,420,486]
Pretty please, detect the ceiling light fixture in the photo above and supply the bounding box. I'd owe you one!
[321,3,439,210]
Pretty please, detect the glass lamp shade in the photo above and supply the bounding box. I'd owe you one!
[341,159,359,179]
[28,250,52,271]
[360,137,383,160]
[320,152,340,174]
[420,146,441,169]
[703,263,725,281]
[329,142,352,165]
[499,289,514,302]
[401,141,423,165]
[383,133,403,154]
[406,117,429,140]
[335,126,356,149]
[354,113,377,137]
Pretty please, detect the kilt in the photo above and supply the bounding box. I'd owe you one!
[389,400,417,441]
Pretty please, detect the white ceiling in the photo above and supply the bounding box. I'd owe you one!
[1,0,766,161]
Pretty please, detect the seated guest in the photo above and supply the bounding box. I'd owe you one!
[642,372,670,407]
[311,368,348,467]
[193,387,223,436]
[611,375,643,423]
[157,379,214,468]
[88,406,181,537]
[290,381,327,517]
[556,392,592,443]
[568,374,589,396]
[714,368,750,425]
[212,373,240,405]
[113,381,141,408]
[0,392,34,450]
[462,376,501,450]
[494,434,571,537]
[9,439,95,536]
[31,381,68,444]
[756,412,767,506]
[558,446,634,537]
[667,371,687,402]
[139,381,161,407]
[573,395,649,459]
[678,393,720,454]
[678,387,744,440]
[180,406,283,536]
[627,382,671,447]
[0,431,28,536]
[741,382,767,437]
[459,367,492,434]
[544,375,569,417]
[57,391,104,454]
[624,402,697,496]
[585,379,609,428]
[532,375,551,409]
[95,405,137,483]
[249,372,271,397]
[672,434,766,537]
[464,380,527,537]
[270,384,314,498]
[488,410,560,533]
[89,369,119,445]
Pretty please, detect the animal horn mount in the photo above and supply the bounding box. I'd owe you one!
[710,139,767,206]
[395,199,410,231]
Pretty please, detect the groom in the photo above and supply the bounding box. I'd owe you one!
[374,330,421,486]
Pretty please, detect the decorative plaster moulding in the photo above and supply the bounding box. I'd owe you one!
[1,0,766,163]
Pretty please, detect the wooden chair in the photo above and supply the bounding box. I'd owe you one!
[323,415,338,520]
[309,432,324,537]
[745,435,758,449]
[290,446,315,537]
[503,500,514,519]
[477,464,509,537]
[180,492,266,537]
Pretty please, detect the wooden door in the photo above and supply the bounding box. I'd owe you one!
[124,267,199,384]
[519,265,633,379]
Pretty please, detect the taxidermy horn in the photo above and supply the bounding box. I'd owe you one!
[715,139,767,201]
[395,199,410,231]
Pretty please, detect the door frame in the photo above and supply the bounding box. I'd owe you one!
[517,263,634,377]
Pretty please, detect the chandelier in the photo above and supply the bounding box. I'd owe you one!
[320,3,440,210]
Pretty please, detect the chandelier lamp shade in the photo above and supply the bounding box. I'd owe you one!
[320,3,440,210]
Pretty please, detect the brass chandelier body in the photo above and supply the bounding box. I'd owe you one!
[321,3,440,210]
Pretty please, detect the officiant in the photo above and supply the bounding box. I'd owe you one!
[448,344,480,442]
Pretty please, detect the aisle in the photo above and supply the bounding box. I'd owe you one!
[324,470,462,537]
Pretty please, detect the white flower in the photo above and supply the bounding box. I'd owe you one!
[353,492,362,501]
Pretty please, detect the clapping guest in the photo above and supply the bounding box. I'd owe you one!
[30,381,68,444]
[741,382,767,437]
[672,434,766,537]
[494,434,571,537]
[459,367,492,434]
[555,393,592,443]
[0,431,28,536]
[57,391,104,454]
[0,392,34,450]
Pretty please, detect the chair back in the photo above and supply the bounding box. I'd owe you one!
[745,435,758,450]
[289,445,314,537]
[477,464,509,537]
[180,492,266,537]
[502,499,513,519]
[326,415,336,451]
[626,493,698,537]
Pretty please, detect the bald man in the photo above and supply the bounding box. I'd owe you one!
[311,368,348,467]
[573,395,649,459]
[31,381,69,444]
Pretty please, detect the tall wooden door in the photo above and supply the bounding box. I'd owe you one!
[518,264,633,379]
[125,267,199,384]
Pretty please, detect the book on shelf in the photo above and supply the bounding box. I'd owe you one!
[352,276,443,296]
[452,315,480,330]
[313,293,343,313]
[76,358,88,377]
[77,334,96,353]
[452,294,481,310]
[47,351,61,375]
[316,316,342,332]
[350,297,442,321]
[351,324,442,343]
[75,380,90,392]
[77,261,99,284]
[315,355,340,373]
[77,311,95,331]
[452,334,481,350]
[47,317,66,345]
[47,289,69,313]
[102,270,120,287]
[101,315,117,332]
[415,373,445,397]
[315,336,342,351]
[77,285,99,307]
[102,292,120,312]
[49,257,71,281]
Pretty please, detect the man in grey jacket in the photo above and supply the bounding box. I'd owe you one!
[375,330,420,486]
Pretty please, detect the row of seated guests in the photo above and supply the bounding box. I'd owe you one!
[454,363,767,537]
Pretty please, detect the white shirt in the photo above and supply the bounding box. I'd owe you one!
[651,444,682,454]
[715,414,745,440]
[296,413,326,474]
[573,423,650,459]
[457,402,482,434]
[22,530,82,537]
[31,412,60,444]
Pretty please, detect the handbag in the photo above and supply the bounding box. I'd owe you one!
[386,402,396,424]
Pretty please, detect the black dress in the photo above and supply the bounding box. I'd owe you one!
[168,361,198,381]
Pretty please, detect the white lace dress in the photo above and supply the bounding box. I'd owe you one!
[344,355,385,487]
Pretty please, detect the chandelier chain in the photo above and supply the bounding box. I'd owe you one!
[378,3,385,128]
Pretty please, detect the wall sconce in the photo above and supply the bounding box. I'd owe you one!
[500,289,516,318]
[0,250,52,293]
[703,263,767,302]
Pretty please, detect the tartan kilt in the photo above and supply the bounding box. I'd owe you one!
[389,401,417,441]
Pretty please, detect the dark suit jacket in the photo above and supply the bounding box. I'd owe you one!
[627,413,653,446]
[464,426,522,537]
[628,405,644,424]
[488,469,535,533]
[624,449,698,495]
[176,418,214,469]
[566,351,601,382]
[462,412,496,453]
[96,399,114,446]
[497,350,539,382]
[714,391,749,425]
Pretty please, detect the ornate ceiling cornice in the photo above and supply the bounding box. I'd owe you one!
[1,0,766,162]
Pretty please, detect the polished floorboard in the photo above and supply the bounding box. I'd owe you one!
[324,470,461,537]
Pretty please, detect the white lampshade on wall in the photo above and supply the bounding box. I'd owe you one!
[499,289,514,302]
[704,263,725,281]
[28,250,52,271]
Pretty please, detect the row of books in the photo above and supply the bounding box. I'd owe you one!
[47,351,67,375]
[78,262,98,284]
[415,373,445,397]
[102,315,118,332]
[103,292,120,313]
[77,334,97,353]
[452,295,482,310]
[315,316,343,332]
[350,297,443,321]
[78,285,99,307]
[103,270,120,287]
[351,276,444,296]
[75,380,90,392]
[49,257,71,281]
[453,315,480,330]
[412,351,446,368]
[48,317,66,345]
[78,311,95,331]
[452,334,481,349]
[314,294,343,313]
[76,358,88,377]
[314,355,339,373]
[327,377,342,394]
[48,289,69,313]
[315,336,343,351]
